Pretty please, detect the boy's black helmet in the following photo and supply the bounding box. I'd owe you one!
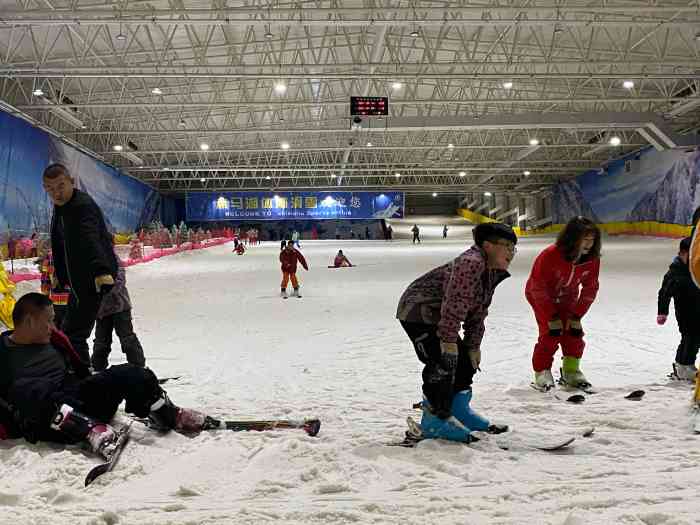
[472,222,518,247]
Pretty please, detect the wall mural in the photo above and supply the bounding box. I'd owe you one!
[553,147,700,226]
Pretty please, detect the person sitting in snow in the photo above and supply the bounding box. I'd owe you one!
[0,293,219,456]
[332,250,353,268]
[396,223,516,442]
[234,242,246,255]
[526,216,601,391]
[657,237,700,381]
[279,240,308,298]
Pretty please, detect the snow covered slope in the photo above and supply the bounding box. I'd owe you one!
[2,235,700,525]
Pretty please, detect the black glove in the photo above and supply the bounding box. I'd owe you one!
[567,317,584,338]
[548,317,563,337]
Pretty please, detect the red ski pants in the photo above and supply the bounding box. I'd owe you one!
[531,312,585,372]
[281,272,299,289]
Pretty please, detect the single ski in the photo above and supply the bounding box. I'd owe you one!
[84,423,132,487]
[529,383,585,403]
[135,417,321,437]
[157,376,181,384]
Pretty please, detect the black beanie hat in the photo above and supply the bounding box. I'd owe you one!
[680,237,691,252]
[472,222,518,247]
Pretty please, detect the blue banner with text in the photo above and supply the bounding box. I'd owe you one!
[186,191,404,221]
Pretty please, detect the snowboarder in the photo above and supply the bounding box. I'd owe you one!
[43,163,119,365]
[657,237,700,381]
[526,216,601,391]
[0,293,212,457]
[411,224,420,244]
[91,262,146,372]
[279,240,308,298]
[443,225,448,239]
[396,222,517,442]
[332,250,353,268]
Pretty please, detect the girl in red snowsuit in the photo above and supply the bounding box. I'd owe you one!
[525,217,601,389]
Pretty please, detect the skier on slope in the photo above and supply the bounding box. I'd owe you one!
[411,224,421,244]
[526,216,601,391]
[657,237,700,381]
[279,240,308,298]
[396,222,516,442]
[0,293,215,456]
[332,250,353,268]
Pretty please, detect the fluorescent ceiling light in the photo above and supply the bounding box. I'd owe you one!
[151,87,162,95]
[459,171,466,177]
[32,88,44,96]
[122,151,144,165]
[366,142,372,147]
[200,143,209,151]
[447,143,454,149]
[280,142,290,150]
[39,96,84,128]
[395,172,401,178]
[200,178,206,183]
[113,145,123,151]
[484,191,492,196]
[529,138,540,146]
[623,80,635,89]
[609,136,621,146]
[392,82,403,90]
[523,170,531,176]
[274,83,287,94]
[432,192,437,197]
[502,81,514,89]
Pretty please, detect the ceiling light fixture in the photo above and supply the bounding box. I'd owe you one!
[32,88,44,96]
[529,138,540,146]
[115,32,127,41]
[366,142,373,147]
[392,82,403,90]
[274,83,287,94]
[623,80,635,89]
[502,81,514,89]
[200,177,206,183]
[265,175,272,180]
[447,143,454,149]
[280,142,290,150]
[200,143,210,151]
[432,192,437,197]
[459,171,466,177]
[330,173,337,178]
[151,87,162,95]
[113,145,123,151]
[395,172,401,178]
[410,28,420,38]
[484,191,492,197]
[609,136,622,146]
[523,170,531,176]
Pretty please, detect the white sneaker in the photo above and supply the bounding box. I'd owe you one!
[672,362,697,382]
[534,369,555,390]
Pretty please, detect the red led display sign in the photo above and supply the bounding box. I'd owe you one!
[350,96,389,116]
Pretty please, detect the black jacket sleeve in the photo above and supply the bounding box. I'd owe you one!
[50,213,68,287]
[75,200,114,280]
[657,270,676,315]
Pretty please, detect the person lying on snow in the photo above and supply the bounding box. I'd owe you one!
[0,293,218,459]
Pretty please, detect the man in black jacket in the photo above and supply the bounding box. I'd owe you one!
[0,293,215,456]
[42,163,119,364]
[657,237,700,381]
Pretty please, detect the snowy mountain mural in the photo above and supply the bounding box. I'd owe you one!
[627,151,700,224]
[552,180,600,223]
[552,147,700,225]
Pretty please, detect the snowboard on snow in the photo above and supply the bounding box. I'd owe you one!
[84,422,132,487]
[388,417,592,452]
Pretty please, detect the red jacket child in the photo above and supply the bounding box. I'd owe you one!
[525,217,601,388]
[279,243,308,297]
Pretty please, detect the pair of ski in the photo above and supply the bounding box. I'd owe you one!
[531,381,646,404]
[85,417,321,487]
[389,416,594,452]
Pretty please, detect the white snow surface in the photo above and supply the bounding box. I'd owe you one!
[2,232,700,525]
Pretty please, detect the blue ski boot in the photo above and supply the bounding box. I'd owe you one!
[419,399,472,442]
[451,390,508,434]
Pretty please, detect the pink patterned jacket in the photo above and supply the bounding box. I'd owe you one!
[396,246,510,348]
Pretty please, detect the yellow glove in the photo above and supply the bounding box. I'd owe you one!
[94,274,115,294]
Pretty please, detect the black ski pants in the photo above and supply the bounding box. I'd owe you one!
[93,310,146,370]
[412,233,420,244]
[400,320,477,418]
[676,331,700,366]
[7,364,162,444]
[61,291,101,364]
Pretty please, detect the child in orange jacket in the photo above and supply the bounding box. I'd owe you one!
[279,240,308,298]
